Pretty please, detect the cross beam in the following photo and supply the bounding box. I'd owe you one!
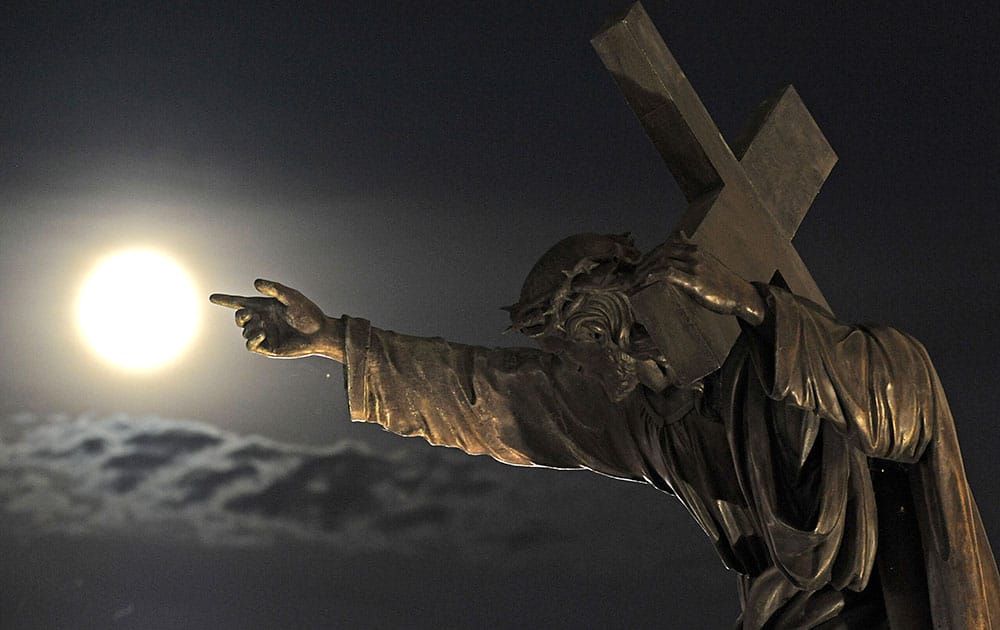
[591,3,837,384]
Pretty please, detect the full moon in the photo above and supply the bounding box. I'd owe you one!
[77,248,201,371]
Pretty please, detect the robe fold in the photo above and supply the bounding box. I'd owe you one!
[341,285,1000,628]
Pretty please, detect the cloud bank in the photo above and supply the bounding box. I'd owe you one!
[0,412,540,554]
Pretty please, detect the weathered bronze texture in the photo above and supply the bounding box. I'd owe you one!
[592,3,835,385]
[211,3,1000,627]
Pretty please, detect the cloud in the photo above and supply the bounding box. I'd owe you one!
[0,412,540,553]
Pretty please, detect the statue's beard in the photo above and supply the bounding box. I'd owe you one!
[597,345,641,402]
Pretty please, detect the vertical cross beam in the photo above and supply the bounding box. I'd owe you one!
[591,3,837,384]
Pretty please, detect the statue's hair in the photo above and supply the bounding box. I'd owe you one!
[562,290,634,348]
[507,233,681,399]
[506,233,642,340]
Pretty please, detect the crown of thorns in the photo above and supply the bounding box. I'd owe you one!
[503,233,642,338]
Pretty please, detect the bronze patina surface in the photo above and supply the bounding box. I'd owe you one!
[211,4,1000,627]
[593,3,834,385]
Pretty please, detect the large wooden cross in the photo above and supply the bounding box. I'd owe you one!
[592,3,837,384]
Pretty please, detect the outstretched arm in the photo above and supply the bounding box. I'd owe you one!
[211,281,646,478]
[340,317,644,475]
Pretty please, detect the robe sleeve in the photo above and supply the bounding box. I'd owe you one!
[742,285,934,463]
[339,316,645,479]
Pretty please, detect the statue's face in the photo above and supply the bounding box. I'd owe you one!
[539,328,641,402]
[531,290,647,401]
[517,267,677,400]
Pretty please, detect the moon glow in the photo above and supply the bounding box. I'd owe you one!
[77,249,201,371]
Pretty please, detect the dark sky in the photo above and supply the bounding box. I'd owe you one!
[2,1,998,628]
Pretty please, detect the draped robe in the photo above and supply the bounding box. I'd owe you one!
[340,285,1000,628]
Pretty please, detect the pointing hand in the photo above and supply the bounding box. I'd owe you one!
[210,279,344,361]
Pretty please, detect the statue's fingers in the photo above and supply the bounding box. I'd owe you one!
[660,244,698,262]
[641,257,695,283]
[235,309,254,327]
[644,240,694,262]
[263,320,281,348]
[210,293,250,310]
[246,331,267,353]
[664,253,697,268]
[661,267,698,293]
[254,279,305,307]
[640,243,694,271]
[242,320,263,340]
[662,234,697,249]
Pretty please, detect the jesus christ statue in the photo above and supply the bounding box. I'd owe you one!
[212,234,1000,628]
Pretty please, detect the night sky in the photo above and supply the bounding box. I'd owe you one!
[2,2,998,629]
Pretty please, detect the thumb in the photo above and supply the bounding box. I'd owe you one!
[254,278,305,307]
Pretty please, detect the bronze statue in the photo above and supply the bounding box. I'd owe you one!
[211,234,1000,627]
[211,4,1000,628]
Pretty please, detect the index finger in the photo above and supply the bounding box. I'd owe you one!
[209,293,251,309]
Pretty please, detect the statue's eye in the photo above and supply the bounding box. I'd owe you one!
[584,325,606,342]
